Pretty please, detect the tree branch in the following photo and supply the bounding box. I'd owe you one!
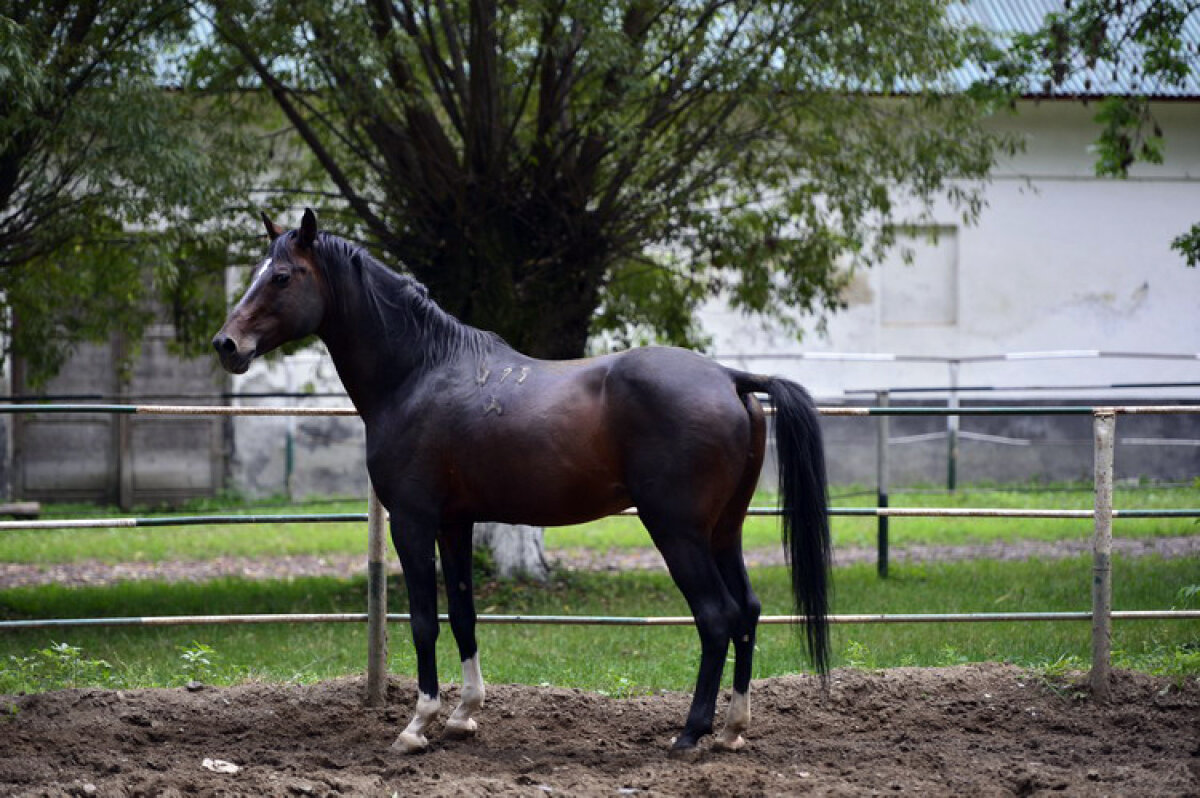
[201,5,394,245]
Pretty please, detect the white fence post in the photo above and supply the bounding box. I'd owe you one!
[1090,411,1116,701]
[365,480,388,706]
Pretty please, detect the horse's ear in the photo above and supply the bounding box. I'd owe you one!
[260,211,283,241]
[298,208,317,249]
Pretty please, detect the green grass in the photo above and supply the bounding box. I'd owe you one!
[2,556,1196,694]
[556,484,1200,550]
[1,483,1197,564]
[1,498,370,564]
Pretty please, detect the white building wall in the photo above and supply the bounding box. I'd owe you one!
[703,101,1200,402]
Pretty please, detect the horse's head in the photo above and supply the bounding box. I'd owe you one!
[212,209,328,374]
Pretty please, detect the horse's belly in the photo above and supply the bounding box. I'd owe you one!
[449,467,632,528]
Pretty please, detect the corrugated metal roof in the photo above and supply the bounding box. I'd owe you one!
[951,0,1200,98]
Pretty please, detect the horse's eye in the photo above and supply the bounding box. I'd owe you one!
[271,271,291,286]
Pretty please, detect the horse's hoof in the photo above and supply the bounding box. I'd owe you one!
[390,731,429,754]
[443,717,478,740]
[712,734,746,752]
[667,737,703,760]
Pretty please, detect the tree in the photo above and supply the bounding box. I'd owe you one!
[996,0,1200,265]
[195,0,1014,359]
[0,1,259,385]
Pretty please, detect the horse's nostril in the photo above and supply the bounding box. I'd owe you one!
[213,335,237,355]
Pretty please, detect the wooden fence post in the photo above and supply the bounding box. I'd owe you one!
[1090,410,1116,701]
[365,480,388,706]
[876,390,890,578]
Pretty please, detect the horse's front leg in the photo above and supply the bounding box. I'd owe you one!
[438,522,485,739]
[388,516,441,754]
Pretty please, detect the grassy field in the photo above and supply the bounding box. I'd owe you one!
[1,482,1197,564]
[1,482,1196,694]
[2,556,1197,694]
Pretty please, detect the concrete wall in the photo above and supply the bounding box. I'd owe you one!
[226,345,367,500]
[786,400,1199,490]
[8,325,227,507]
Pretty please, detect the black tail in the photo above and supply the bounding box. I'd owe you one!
[736,372,831,676]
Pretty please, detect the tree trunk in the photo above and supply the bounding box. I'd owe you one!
[473,522,550,581]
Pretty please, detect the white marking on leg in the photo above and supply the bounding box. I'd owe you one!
[445,654,485,738]
[516,366,530,384]
[392,690,440,753]
[714,689,750,751]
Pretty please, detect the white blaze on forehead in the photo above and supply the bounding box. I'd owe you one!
[254,258,273,284]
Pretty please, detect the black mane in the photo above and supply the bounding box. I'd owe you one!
[307,232,499,370]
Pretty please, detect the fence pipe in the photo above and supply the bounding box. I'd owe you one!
[1091,411,1117,701]
[3,609,1197,631]
[2,506,1198,533]
[875,391,889,578]
[4,403,1200,418]
[365,480,388,707]
[43,404,1200,415]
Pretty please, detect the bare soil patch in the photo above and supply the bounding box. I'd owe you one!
[2,663,1196,796]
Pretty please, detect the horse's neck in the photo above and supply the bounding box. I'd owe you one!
[317,269,427,419]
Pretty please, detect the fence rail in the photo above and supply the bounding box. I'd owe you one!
[1,401,1198,703]
[3,506,1197,532]
[3,609,1197,632]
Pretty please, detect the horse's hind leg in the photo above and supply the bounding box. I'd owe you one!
[711,396,765,752]
[388,516,442,754]
[711,546,761,751]
[643,518,741,754]
[438,522,485,739]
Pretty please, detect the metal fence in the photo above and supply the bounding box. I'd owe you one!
[1,402,1199,703]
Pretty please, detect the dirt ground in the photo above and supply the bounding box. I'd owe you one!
[2,663,1196,797]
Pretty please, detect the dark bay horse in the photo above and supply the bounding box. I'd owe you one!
[213,209,831,755]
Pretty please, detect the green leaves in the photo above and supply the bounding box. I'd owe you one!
[0,1,266,386]
[194,1,1013,357]
[1093,96,1164,177]
[1170,222,1200,268]
[592,257,712,351]
[1002,1,1197,177]
[998,2,1199,268]
[1,642,113,692]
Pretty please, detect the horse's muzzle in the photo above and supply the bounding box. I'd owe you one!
[212,333,254,375]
